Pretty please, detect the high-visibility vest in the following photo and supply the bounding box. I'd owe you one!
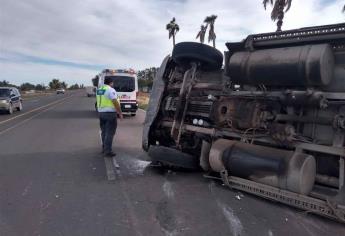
[96,85,115,109]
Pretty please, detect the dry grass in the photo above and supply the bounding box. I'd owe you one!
[21,91,53,100]
[137,92,150,110]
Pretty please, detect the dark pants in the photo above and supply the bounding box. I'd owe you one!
[99,112,117,154]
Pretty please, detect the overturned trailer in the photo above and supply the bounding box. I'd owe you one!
[143,23,345,223]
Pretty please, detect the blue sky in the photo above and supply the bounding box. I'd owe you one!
[0,0,343,86]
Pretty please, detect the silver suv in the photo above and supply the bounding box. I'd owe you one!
[0,87,23,114]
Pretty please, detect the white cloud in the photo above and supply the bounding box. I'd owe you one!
[0,61,99,86]
[0,0,343,85]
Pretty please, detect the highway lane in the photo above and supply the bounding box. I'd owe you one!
[0,90,78,123]
[0,91,82,135]
[0,93,344,236]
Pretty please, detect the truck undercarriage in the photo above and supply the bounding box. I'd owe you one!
[143,23,345,223]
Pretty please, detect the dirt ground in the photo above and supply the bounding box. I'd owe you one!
[138,92,150,110]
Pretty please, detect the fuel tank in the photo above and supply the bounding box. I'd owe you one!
[228,44,335,87]
[209,139,316,194]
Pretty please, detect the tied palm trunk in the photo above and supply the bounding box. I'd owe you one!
[276,3,285,32]
[210,25,216,47]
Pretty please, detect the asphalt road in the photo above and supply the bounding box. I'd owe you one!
[0,92,344,236]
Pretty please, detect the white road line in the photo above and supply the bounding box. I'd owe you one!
[103,108,145,180]
[0,96,74,136]
[112,156,143,236]
[104,157,116,181]
[0,95,73,126]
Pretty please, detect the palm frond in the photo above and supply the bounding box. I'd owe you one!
[263,0,273,10]
[267,0,292,21]
[204,15,217,24]
[285,0,292,12]
[263,0,292,16]
[270,0,281,21]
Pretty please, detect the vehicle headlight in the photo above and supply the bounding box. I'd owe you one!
[0,100,9,104]
[193,119,198,125]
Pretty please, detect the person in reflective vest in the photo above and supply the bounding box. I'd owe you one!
[96,77,123,157]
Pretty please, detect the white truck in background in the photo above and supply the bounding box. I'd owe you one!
[92,69,139,116]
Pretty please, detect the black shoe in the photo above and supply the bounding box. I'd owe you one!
[104,152,116,157]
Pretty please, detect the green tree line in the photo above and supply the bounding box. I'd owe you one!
[0,79,84,91]
[137,67,158,91]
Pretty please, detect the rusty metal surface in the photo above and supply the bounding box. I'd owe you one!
[218,173,345,223]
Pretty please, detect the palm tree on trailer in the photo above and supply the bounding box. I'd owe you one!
[196,24,208,44]
[204,15,217,47]
[166,17,180,47]
[263,0,292,32]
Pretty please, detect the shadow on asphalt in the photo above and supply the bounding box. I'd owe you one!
[0,111,13,115]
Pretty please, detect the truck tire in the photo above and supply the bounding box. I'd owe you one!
[148,145,200,170]
[172,42,223,71]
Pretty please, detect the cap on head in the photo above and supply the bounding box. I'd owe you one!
[104,77,113,85]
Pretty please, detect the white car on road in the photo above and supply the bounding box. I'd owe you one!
[56,89,65,94]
